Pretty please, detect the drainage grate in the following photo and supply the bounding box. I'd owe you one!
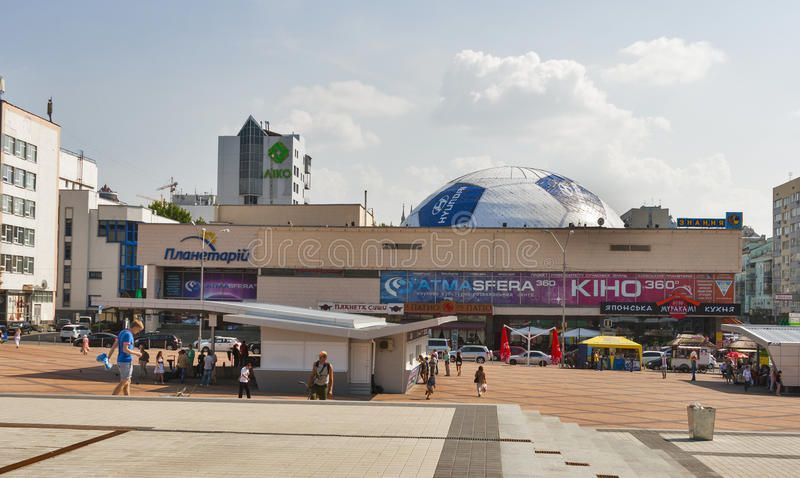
[596,475,620,478]
[534,450,562,455]
[565,461,591,467]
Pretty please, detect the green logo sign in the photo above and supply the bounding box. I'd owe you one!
[264,169,291,179]
[268,142,290,164]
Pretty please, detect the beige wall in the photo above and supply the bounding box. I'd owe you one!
[138,224,741,274]
[216,204,374,227]
[257,277,379,308]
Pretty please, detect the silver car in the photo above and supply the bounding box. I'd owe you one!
[508,350,551,366]
[451,345,491,363]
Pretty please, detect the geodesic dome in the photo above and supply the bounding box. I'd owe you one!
[402,166,624,228]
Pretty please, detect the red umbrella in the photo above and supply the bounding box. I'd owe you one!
[550,328,562,365]
[726,351,749,360]
[499,327,511,363]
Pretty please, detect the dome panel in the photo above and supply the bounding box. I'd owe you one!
[404,166,624,228]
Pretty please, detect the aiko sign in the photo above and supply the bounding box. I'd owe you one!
[380,271,735,307]
[163,270,257,301]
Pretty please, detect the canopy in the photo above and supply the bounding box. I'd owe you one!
[510,326,549,337]
[668,334,716,348]
[564,328,600,339]
[579,335,642,364]
[728,338,758,351]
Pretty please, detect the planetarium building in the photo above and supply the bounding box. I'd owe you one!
[105,166,741,355]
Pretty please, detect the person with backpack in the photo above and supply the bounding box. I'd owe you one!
[308,351,334,400]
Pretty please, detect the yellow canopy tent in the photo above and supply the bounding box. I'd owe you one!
[579,335,643,366]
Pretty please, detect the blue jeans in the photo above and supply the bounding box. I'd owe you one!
[178,368,186,384]
[201,369,212,386]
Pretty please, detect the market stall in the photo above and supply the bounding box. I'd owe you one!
[580,335,643,371]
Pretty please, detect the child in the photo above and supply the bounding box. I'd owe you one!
[154,351,165,384]
[425,368,436,400]
[474,365,487,397]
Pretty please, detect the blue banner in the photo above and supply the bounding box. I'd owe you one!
[416,182,485,227]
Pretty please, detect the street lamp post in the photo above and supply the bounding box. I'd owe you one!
[546,228,574,367]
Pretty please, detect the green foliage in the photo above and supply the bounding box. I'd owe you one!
[148,200,192,223]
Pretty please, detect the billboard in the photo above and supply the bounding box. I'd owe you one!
[416,182,486,227]
[380,271,735,307]
[163,270,257,301]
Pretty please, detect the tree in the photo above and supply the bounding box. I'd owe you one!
[148,200,192,223]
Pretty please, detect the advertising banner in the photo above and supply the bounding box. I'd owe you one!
[318,303,405,315]
[416,182,485,227]
[600,302,741,316]
[163,270,257,301]
[380,271,735,307]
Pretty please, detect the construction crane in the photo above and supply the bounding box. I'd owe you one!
[156,177,179,202]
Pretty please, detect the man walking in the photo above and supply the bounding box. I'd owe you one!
[201,351,215,387]
[308,351,334,400]
[690,350,698,382]
[107,319,144,396]
[238,361,253,399]
[444,351,451,376]
[661,352,668,379]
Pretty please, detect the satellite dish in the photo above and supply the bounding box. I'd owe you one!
[40,280,48,289]
[597,217,605,226]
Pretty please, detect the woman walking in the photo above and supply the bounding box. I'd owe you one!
[154,351,165,384]
[474,365,487,397]
[455,351,463,376]
[13,327,21,349]
[425,368,436,400]
[81,334,90,355]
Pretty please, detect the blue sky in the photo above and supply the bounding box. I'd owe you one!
[4,1,800,233]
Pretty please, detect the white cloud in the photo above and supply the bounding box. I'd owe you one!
[604,37,726,86]
[276,81,412,151]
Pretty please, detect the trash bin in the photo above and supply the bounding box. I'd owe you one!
[687,403,716,441]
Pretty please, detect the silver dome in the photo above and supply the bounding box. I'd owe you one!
[403,166,624,228]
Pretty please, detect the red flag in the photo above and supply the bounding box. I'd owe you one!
[500,327,511,362]
[550,328,562,365]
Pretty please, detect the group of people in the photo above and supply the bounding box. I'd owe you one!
[0,327,23,348]
[720,359,784,395]
[417,351,487,399]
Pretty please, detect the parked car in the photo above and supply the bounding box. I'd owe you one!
[492,345,528,360]
[427,338,450,356]
[8,321,34,334]
[56,318,72,329]
[249,342,261,354]
[642,351,666,369]
[60,325,91,342]
[450,345,491,363]
[71,332,118,348]
[134,333,182,350]
[192,336,240,353]
[509,350,551,366]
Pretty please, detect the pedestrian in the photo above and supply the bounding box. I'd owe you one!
[201,351,215,387]
[196,351,206,378]
[186,347,196,378]
[13,327,21,349]
[474,365,487,397]
[154,351,165,384]
[455,351,463,376]
[420,356,429,385]
[690,350,698,382]
[231,342,241,369]
[107,319,144,396]
[308,351,334,400]
[239,341,249,368]
[769,365,777,392]
[742,364,752,392]
[430,351,439,376]
[444,351,451,376]
[425,368,436,400]
[661,352,668,379]
[81,334,90,355]
[138,345,150,381]
[238,361,253,399]
[592,351,599,370]
[776,370,783,396]
[176,349,188,384]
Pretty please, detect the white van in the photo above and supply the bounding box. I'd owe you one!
[427,338,450,356]
[60,325,90,342]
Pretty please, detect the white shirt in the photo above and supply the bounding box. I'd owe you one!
[239,367,250,383]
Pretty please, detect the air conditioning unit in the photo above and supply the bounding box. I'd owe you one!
[378,339,394,352]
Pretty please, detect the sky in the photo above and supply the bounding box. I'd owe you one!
[3,1,800,234]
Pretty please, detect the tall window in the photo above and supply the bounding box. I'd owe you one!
[63,289,71,307]
[64,242,72,260]
[238,117,265,197]
[1,164,12,183]
[64,217,73,237]
[63,265,71,283]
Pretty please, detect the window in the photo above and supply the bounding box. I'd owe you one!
[64,242,72,260]
[13,197,24,216]
[98,220,107,237]
[25,144,36,163]
[23,199,35,218]
[13,226,24,245]
[88,271,103,280]
[2,164,12,183]
[1,225,10,242]
[2,135,13,154]
[24,228,34,246]
[13,256,23,273]
[13,169,24,188]
[23,257,34,274]
[1,254,11,272]
[63,265,71,283]
[14,138,24,158]
[64,218,73,237]
[25,171,35,190]
[63,289,71,307]
[244,195,258,205]
[2,194,11,213]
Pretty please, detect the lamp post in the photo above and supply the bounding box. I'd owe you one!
[546,228,574,367]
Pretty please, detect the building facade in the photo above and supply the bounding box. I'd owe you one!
[129,223,741,348]
[56,189,175,322]
[737,236,773,322]
[621,206,676,229]
[773,177,800,316]
[217,117,312,206]
[0,101,59,325]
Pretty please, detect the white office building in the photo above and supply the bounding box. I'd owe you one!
[1,100,60,325]
[217,117,312,206]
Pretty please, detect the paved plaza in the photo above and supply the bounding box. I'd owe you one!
[1,344,800,477]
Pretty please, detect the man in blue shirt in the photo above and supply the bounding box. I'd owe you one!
[107,319,144,396]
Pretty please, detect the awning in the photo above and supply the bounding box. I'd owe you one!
[510,326,550,337]
[564,328,600,338]
[579,335,642,363]
[432,321,485,330]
